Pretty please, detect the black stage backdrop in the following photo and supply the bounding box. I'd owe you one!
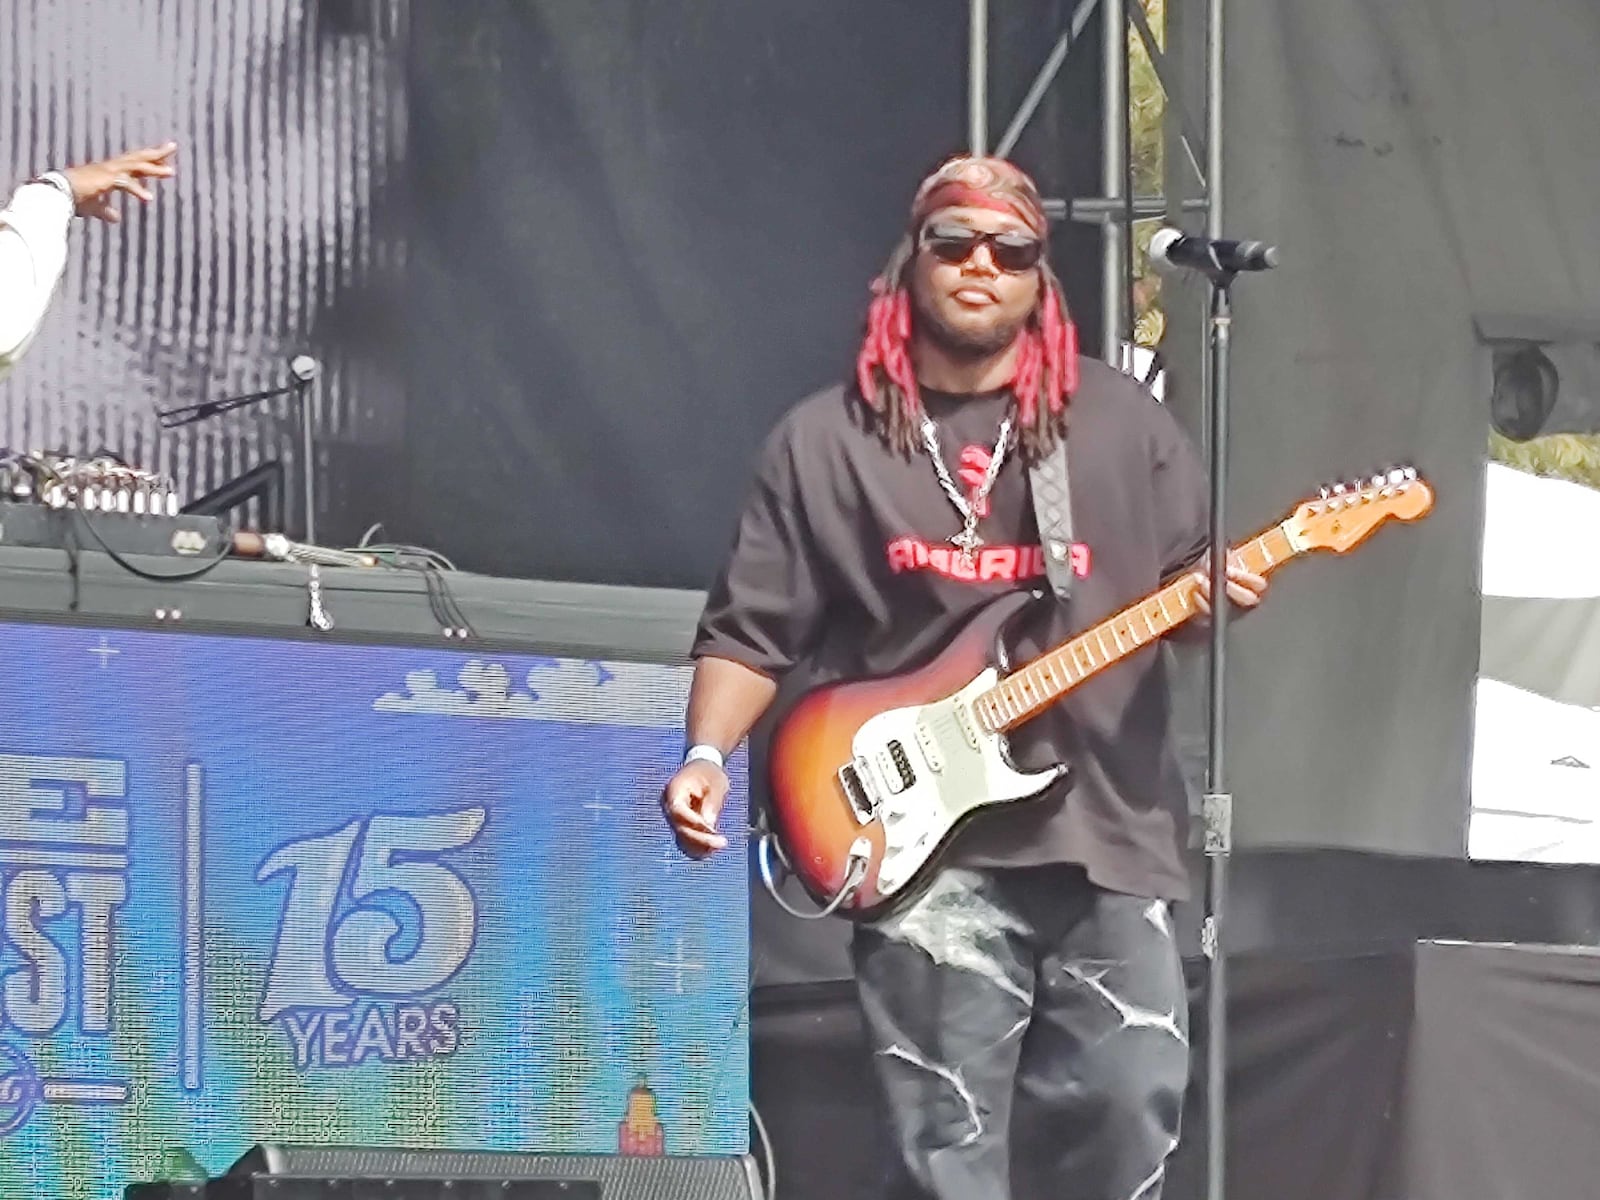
[399,0,1102,587]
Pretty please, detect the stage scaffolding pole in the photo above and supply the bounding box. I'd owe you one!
[1101,0,1129,361]
[970,0,990,154]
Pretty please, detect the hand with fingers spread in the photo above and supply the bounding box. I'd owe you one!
[660,759,731,858]
[60,142,177,223]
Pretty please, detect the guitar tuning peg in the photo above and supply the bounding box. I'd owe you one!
[1331,482,1347,495]
[1403,466,1417,480]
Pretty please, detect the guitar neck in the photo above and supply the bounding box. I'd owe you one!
[974,522,1299,734]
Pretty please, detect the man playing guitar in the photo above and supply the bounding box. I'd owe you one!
[661,155,1266,1200]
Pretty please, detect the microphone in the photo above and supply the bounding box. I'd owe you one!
[288,354,320,384]
[1149,227,1279,274]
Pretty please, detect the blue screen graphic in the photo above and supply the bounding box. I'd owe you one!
[0,620,748,1196]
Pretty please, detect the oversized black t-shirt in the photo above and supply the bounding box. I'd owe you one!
[692,357,1210,901]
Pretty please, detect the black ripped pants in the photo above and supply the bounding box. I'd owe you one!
[851,865,1189,1200]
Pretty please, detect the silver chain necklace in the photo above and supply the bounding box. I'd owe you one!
[919,413,1014,568]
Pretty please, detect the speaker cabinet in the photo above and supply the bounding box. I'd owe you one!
[240,1145,760,1199]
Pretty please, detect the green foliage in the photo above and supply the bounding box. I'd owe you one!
[1130,0,1166,345]
[1490,429,1600,493]
[1130,0,1166,196]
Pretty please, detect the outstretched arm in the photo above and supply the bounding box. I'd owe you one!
[0,143,176,373]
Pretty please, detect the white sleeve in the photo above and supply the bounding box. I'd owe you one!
[0,180,75,375]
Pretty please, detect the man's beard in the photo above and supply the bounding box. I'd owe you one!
[911,288,1030,361]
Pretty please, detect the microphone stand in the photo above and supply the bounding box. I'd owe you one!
[159,363,332,630]
[1154,230,1279,1200]
[157,367,319,544]
[287,367,332,630]
[1200,258,1236,1200]
[157,382,301,428]
[296,375,318,547]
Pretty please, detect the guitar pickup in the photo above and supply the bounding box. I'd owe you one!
[876,740,916,791]
[913,721,945,772]
[838,761,878,824]
[954,704,981,748]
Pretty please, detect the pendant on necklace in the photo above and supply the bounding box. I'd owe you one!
[950,524,983,568]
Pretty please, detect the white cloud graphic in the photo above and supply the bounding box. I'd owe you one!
[372,657,689,728]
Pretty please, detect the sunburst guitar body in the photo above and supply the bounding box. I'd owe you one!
[762,469,1435,921]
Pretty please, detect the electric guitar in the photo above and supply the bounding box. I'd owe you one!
[760,468,1434,920]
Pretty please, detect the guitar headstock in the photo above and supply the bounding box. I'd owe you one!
[1284,467,1434,554]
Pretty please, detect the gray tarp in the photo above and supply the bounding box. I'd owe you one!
[1212,0,1600,854]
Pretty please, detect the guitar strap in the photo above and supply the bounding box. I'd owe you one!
[1028,433,1076,602]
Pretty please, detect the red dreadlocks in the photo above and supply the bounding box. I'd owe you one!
[855,155,1080,462]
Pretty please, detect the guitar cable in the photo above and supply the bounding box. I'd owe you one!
[755,833,870,921]
[749,1098,777,1200]
[69,506,238,582]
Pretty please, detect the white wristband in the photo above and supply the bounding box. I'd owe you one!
[683,744,725,770]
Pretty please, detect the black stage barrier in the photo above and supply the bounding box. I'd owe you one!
[753,941,1600,1200]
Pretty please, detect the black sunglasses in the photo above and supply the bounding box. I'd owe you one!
[920,222,1045,273]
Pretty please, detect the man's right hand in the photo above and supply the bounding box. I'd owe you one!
[60,143,177,223]
[661,760,731,857]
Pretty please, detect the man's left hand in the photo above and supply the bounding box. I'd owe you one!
[1192,554,1268,615]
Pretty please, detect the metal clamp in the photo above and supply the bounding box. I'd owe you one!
[1202,791,1232,856]
[306,563,334,632]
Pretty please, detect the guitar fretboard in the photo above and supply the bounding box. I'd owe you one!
[973,523,1298,733]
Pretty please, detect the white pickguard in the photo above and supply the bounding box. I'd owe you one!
[845,669,1065,897]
